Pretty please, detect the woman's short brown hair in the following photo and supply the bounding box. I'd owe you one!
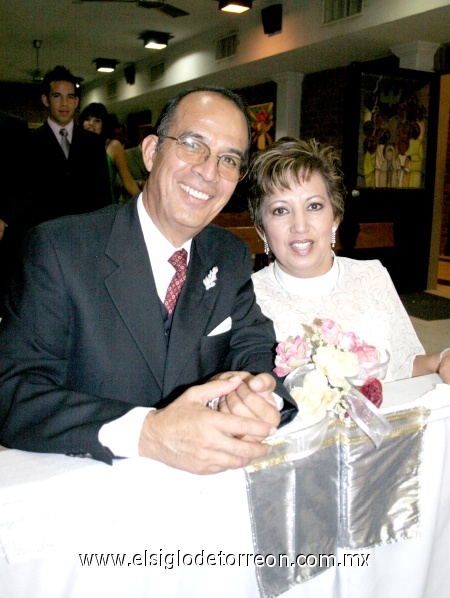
[247,137,346,232]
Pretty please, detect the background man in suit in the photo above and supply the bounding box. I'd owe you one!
[28,65,111,226]
[0,86,296,473]
[0,110,30,315]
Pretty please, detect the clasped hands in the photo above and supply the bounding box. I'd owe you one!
[138,372,280,475]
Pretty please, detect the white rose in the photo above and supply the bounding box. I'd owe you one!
[290,370,341,423]
[314,345,358,389]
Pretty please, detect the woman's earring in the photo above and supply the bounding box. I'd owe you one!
[331,228,336,248]
[263,234,270,256]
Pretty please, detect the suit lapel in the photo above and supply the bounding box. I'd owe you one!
[163,234,220,392]
[104,200,167,389]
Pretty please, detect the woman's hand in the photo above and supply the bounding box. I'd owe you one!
[439,349,450,384]
[413,351,450,384]
[212,371,280,438]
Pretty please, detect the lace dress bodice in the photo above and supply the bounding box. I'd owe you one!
[252,257,424,382]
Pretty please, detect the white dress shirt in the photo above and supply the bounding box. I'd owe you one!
[47,117,74,147]
[137,193,192,302]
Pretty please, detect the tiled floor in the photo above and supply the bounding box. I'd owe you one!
[410,258,450,354]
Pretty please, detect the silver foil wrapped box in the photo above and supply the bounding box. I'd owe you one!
[245,407,429,598]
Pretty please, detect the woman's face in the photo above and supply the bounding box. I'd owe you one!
[83,115,103,135]
[260,171,339,279]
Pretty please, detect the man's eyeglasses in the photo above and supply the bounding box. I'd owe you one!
[164,135,247,182]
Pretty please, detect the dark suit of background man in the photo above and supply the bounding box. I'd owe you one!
[0,111,30,315]
[28,65,111,227]
[0,86,297,472]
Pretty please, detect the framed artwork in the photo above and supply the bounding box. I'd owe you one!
[356,73,431,189]
[247,102,275,153]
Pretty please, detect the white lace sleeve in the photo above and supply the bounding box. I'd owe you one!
[339,260,425,381]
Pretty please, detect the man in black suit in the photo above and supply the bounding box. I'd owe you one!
[28,65,111,226]
[0,111,30,315]
[0,87,296,472]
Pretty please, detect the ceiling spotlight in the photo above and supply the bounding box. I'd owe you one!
[139,30,171,50]
[94,58,119,73]
[219,0,252,13]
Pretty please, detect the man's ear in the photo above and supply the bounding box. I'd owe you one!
[141,135,159,172]
[41,94,49,108]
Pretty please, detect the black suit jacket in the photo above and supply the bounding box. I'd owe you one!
[0,198,296,463]
[28,122,111,226]
[0,111,31,314]
[0,111,30,227]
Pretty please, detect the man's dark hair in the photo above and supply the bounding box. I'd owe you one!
[41,66,79,97]
[155,86,252,160]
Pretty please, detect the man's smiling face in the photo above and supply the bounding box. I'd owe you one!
[141,91,248,247]
[42,80,79,127]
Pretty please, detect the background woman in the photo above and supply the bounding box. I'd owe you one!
[248,137,450,383]
[79,103,140,203]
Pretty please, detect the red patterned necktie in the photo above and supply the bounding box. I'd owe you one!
[164,249,188,315]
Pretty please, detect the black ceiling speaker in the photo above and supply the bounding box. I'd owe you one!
[124,64,136,85]
[261,3,282,35]
[80,1,189,18]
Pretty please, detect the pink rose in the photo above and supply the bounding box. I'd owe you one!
[359,378,383,408]
[339,331,360,352]
[274,335,310,377]
[354,343,379,363]
[320,319,342,346]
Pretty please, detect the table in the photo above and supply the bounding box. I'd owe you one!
[1,374,449,598]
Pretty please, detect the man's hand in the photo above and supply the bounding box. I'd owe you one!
[138,377,277,474]
[0,219,6,241]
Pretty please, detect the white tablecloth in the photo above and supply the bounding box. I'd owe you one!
[1,374,449,598]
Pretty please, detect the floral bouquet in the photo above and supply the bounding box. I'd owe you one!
[274,319,392,447]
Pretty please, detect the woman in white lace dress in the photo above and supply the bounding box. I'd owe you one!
[248,137,450,383]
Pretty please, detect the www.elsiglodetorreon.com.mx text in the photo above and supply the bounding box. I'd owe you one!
[79,550,370,569]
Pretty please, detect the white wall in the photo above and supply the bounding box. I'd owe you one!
[81,0,450,123]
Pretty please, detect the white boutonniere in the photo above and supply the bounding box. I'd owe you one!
[203,267,218,290]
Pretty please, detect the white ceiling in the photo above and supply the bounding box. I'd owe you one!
[1,0,250,85]
[1,0,450,94]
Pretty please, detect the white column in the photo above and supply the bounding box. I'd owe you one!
[391,41,440,72]
[272,72,304,140]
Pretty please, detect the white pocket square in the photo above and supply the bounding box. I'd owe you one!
[207,317,232,336]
